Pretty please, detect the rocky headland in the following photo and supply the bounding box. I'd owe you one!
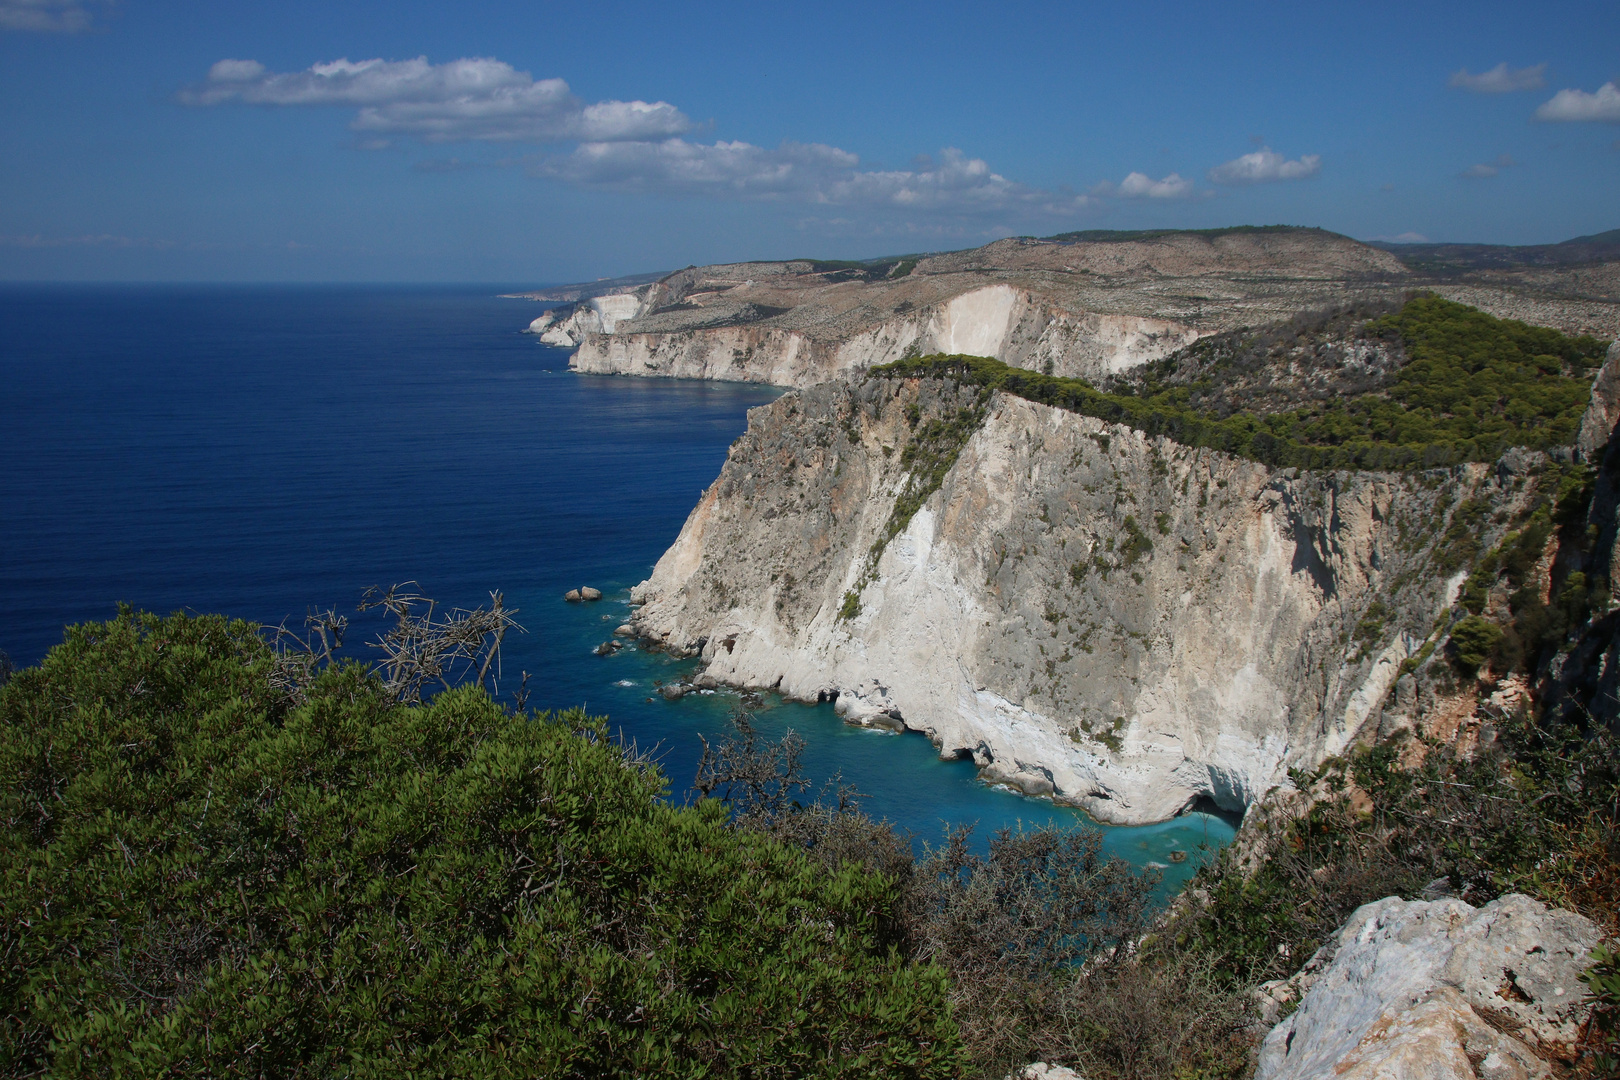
[534,226,1620,831]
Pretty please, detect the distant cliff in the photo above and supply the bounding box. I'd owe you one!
[537,229,1414,388]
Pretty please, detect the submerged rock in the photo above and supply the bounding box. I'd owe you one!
[593,641,621,656]
[1257,893,1603,1080]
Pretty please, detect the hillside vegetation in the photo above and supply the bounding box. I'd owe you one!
[4,602,1617,1077]
[0,611,961,1079]
[876,296,1609,470]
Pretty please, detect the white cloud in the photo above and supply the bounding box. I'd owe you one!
[1460,153,1515,179]
[0,0,106,32]
[1535,82,1620,123]
[181,56,692,144]
[0,233,175,248]
[1089,171,1197,199]
[1207,147,1322,185]
[1448,63,1546,93]
[536,141,1093,216]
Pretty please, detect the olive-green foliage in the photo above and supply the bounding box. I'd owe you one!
[0,610,962,1079]
[873,298,1609,471]
[1455,462,1604,673]
[1581,943,1620,1074]
[1449,614,1504,670]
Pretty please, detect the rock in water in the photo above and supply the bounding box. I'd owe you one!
[613,623,636,636]
[563,589,582,602]
[580,586,603,601]
[1257,893,1603,1080]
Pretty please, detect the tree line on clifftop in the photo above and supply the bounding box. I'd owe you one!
[873,296,1611,472]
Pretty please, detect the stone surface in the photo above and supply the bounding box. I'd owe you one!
[1256,894,1604,1080]
[1009,1064,1084,1080]
[1578,340,1620,460]
[627,377,1543,824]
[579,586,603,601]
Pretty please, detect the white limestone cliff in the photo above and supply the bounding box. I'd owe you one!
[627,377,1535,825]
[558,284,1204,387]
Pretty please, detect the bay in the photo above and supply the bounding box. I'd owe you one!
[0,284,1233,892]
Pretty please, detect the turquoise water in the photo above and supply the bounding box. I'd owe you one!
[0,284,1233,894]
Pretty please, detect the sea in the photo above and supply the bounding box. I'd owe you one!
[0,284,1234,892]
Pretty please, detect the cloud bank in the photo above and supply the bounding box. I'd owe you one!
[1090,172,1197,199]
[1206,147,1321,184]
[184,55,1335,220]
[1448,63,1547,93]
[0,0,104,32]
[1535,82,1620,123]
[182,57,692,144]
[1460,153,1516,179]
[536,142,1092,215]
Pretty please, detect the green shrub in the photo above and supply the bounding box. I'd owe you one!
[0,611,962,1078]
[1449,614,1504,671]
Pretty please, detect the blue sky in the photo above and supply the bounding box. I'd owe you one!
[2,0,1617,282]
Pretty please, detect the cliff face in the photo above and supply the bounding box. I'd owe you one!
[628,376,1535,825]
[555,284,1204,386]
[535,229,1422,389]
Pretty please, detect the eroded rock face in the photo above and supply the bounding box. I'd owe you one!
[1256,894,1604,1080]
[1577,340,1620,460]
[546,230,1424,388]
[628,377,1535,824]
[564,285,1206,387]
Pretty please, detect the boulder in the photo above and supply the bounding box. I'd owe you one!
[579,586,603,601]
[593,641,621,656]
[1008,1065,1084,1080]
[563,589,582,602]
[1257,894,1604,1080]
[613,623,636,637]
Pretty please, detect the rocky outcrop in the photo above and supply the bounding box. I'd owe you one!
[627,376,1538,824]
[1577,340,1620,459]
[1257,894,1604,1080]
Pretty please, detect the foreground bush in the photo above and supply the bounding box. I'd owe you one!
[696,717,1252,1080]
[0,610,962,1078]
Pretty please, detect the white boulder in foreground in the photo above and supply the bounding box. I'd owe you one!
[1258,894,1604,1080]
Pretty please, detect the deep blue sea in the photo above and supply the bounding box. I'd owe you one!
[0,284,1233,891]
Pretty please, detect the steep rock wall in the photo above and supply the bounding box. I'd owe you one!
[563,284,1203,387]
[629,378,1524,824]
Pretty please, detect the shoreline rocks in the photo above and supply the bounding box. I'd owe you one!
[564,586,604,602]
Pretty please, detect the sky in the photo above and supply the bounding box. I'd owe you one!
[1,0,1617,282]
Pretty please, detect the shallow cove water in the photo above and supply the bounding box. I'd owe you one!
[0,284,1234,893]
